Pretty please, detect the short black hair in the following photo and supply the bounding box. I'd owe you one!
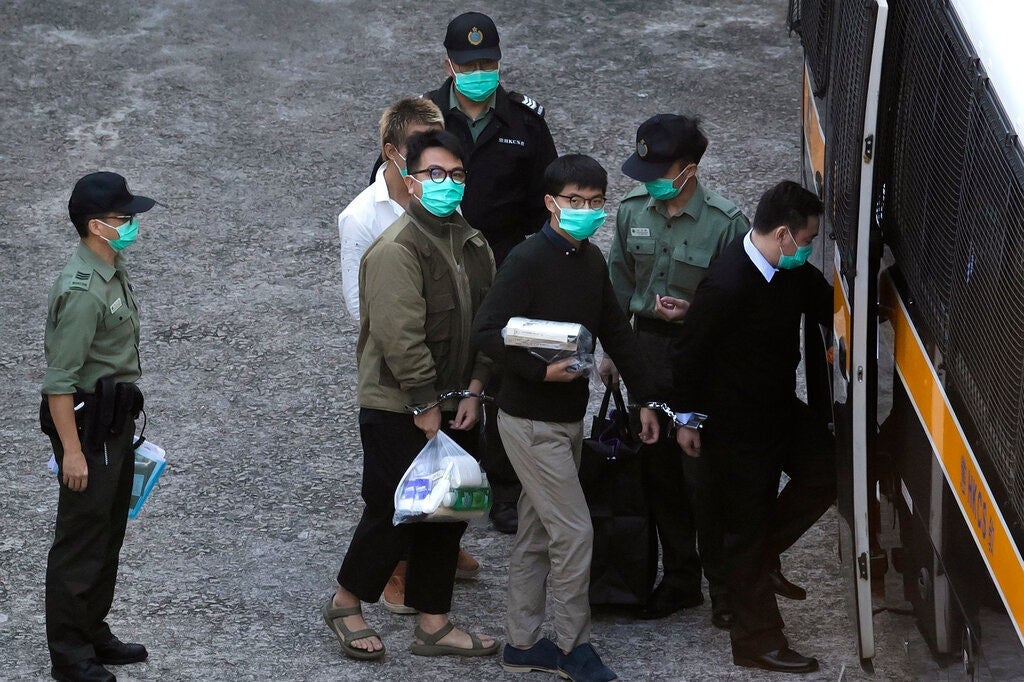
[752,180,823,235]
[405,129,467,172]
[543,154,608,197]
[674,116,708,165]
[70,213,93,237]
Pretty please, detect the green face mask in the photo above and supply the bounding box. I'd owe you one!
[555,205,606,241]
[97,216,139,252]
[644,165,693,201]
[778,228,813,269]
[451,62,500,102]
[413,177,465,217]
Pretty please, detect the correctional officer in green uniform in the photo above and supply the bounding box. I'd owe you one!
[41,172,157,682]
[601,115,747,624]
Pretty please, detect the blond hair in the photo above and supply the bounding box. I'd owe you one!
[379,98,445,158]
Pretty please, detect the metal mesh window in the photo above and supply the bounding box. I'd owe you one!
[883,0,1024,523]
[824,1,876,276]
[791,0,833,96]
[886,5,972,351]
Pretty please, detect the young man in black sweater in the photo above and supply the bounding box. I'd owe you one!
[473,154,660,682]
[670,180,836,674]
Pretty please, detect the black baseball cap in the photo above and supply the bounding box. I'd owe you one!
[68,171,157,218]
[444,11,501,64]
[622,114,708,182]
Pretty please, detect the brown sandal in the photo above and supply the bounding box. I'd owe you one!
[322,599,385,660]
[409,622,498,657]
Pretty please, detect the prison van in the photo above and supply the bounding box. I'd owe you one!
[787,0,1024,677]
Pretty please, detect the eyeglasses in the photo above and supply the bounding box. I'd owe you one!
[556,194,606,210]
[409,166,468,184]
[98,214,134,225]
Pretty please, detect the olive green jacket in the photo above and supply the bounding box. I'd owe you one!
[356,199,495,413]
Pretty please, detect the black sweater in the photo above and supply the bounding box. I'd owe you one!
[670,236,832,430]
[473,226,656,422]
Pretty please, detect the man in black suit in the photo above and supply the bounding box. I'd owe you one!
[669,180,836,673]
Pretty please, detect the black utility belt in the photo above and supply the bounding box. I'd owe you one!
[635,316,685,337]
[40,378,144,450]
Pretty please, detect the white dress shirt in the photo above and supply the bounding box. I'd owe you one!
[743,229,779,283]
[338,164,404,320]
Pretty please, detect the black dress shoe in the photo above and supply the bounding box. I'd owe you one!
[51,659,115,682]
[733,647,819,673]
[768,568,807,600]
[638,583,704,620]
[490,501,518,535]
[94,636,148,665]
[711,597,734,629]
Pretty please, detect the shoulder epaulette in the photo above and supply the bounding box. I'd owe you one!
[68,270,92,291]
[705,191,744,219]
[508,91,545,118]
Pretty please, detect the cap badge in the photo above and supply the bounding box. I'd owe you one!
[468,27,483,45]
[637,139,648,158]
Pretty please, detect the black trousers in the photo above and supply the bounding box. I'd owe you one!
[706,399,836,656]
[46,415,136,667]
[337,409,467,615]
[635,328,725,597]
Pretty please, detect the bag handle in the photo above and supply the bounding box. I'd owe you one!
[597,385,613,421]
[610,386,629,420]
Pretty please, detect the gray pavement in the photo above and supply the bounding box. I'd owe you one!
[1,1,935,680]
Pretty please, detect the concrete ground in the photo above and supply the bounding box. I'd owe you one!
[0,0,945,679]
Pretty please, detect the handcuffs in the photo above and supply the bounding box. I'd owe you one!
[642,401,708,433]
[406,390,494,416]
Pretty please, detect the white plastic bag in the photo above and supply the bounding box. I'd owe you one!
[501,317,595,375]
[393,431,491,524]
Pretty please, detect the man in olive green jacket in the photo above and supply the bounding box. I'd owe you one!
[324,130,498,662]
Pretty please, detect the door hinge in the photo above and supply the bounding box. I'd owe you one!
[864,134,874,162]
[858,552,870,580]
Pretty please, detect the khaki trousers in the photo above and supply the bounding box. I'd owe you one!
[498,410,590,652]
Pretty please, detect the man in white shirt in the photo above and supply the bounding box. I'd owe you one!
[336,98,479,613]
[338,98,445,321]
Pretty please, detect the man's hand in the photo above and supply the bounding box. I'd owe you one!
[449,396,481,431]
[676,427,701,458]
[638,407,660,444]
[61,449,89,492]
[598,357,619,388]
[654,294,689,322]
[544,357,580,383]
[414,406,442,439]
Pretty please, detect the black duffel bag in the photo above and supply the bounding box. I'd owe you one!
[578,385,657,606]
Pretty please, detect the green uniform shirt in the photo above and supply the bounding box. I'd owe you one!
[42,242,141,395]
[608,182,749,321]
[448,87,496,143]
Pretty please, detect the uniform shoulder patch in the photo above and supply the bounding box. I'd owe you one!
[704,191,744,219]
[68,270,92,291]
[508,91,545,118]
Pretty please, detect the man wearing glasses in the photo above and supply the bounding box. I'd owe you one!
[338,97,482,616]
[41,172,157,682]
[425,11,558,536]
[602,115,749,625]
[324,130,498,661]
[473,155,662,682]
